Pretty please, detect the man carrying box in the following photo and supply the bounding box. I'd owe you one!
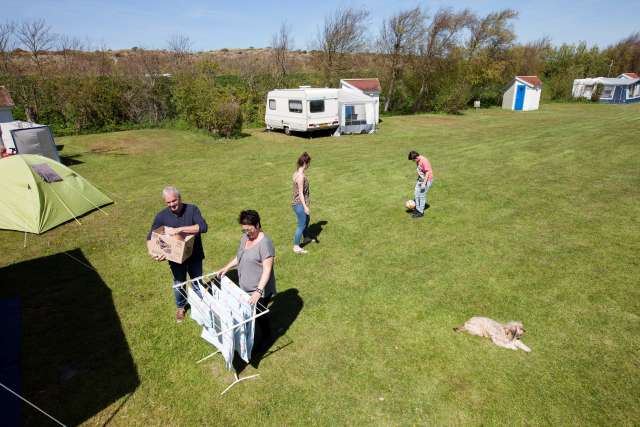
[147,186,208,322]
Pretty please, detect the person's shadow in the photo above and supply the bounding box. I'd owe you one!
[234,288,303,372]
[301,220,328,247]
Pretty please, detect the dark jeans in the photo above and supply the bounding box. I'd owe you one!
[169,256,203,308]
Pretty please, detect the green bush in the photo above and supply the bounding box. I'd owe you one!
[212,101,242,138]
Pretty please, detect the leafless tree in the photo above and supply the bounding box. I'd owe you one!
[167,33,193,66]
[0,21,16,74]
[409,8,475,112]
[57,34,85,71]
[379,7,425,112]
[95,41,114,75]
[16,19,56,72]
[271,22,293,80]
[315,7,370,86]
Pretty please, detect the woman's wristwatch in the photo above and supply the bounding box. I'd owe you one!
[255,288,264,296]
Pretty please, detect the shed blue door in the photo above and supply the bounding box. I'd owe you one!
[613,86,625,103]
[514,84,526,110]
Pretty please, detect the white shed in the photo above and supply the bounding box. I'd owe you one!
[502,76,542,111]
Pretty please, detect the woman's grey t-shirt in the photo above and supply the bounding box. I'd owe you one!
[237,234,277,298]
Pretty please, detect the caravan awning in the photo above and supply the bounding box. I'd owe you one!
[338,89,374,103]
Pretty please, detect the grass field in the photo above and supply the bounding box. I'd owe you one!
[1,103,639,426]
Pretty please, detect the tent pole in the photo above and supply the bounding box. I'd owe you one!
[67,184,110,216]
[24,232,27,248]
[49,185,82,225]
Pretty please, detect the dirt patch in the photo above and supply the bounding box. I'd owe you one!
[87,134,168,155]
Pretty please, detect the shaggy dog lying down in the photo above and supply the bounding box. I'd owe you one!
[454,317,531,352]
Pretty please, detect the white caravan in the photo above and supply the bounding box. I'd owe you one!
[265,87,378,135]
[265,88,340,134]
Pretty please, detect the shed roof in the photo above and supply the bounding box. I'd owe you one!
[341,78,381,93]
[516,76,543,87]
[0,86,14,108]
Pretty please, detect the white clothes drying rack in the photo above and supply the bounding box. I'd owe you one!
[173,272,269,395]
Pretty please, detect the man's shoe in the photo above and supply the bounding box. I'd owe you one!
[411,211,424,218]
[176,308,186,323]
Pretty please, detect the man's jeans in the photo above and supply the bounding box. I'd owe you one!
[169,256,203,308]
[292,203,309,245]
[414,180,433,213]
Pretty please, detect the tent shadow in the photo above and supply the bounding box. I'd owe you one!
[60,154,84,166]
[233,288,303,373]
[0,249,139,426]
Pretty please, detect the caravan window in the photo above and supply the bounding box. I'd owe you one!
[269,99,276,110]
[309,100,325,113]
[632,84,640,97]
[289,100,303,113]
[601,86,614,98]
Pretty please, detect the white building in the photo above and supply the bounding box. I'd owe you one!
[502,76,542,111]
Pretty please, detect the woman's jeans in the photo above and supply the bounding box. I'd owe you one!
[414,180,433,213]
[169,256,203,308]
[292,204,309,245]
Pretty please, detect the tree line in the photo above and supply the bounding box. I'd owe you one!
[0,10,638,137]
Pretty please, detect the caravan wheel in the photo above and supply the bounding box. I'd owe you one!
[284,126,291,136]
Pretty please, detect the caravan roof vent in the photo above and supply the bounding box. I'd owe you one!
[299,85,311,88]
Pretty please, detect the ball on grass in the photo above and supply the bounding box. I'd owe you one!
[405,200,416,210]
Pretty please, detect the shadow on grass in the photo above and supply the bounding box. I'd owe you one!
[265,128,336,139]
[301,220,328,247]
[0,249,139,426]
[60,154,84,166]
[233,288,303,373]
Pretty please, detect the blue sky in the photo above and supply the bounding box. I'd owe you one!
[10,1,640,51]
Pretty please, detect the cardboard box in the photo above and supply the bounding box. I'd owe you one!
[149,226,195,264]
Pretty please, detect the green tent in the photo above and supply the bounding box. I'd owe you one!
[0,154,113,234]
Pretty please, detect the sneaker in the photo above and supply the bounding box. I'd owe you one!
[176,308,186,323]
[293,247,308,254]
[411,211,424,218]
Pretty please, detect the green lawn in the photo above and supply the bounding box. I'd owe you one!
[1,103,639,425]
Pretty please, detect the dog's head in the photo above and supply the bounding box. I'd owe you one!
[505,321,525,340]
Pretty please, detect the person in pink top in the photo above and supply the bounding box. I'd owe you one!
[408,150,433,218]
